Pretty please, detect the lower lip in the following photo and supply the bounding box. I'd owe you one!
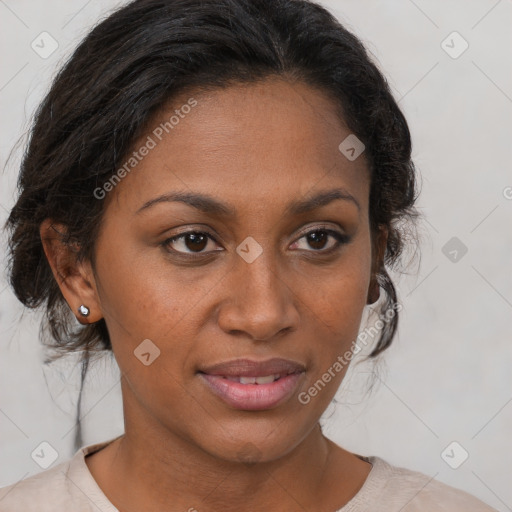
[199,372,304,410]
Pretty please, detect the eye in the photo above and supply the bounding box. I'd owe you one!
[162,231,221,255]
[162,227,351,257]
[291,228,350,253]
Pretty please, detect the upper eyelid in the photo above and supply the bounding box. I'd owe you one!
[167,224,343,240]
[165,225,345,250]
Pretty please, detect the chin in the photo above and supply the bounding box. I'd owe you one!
[198,429,307,466]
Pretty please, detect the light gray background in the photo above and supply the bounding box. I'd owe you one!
[1,0,511,509]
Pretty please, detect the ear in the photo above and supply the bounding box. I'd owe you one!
[39,218,103,324]
[367,225,388,305]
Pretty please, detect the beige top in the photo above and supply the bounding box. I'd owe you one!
[0,435,497,512]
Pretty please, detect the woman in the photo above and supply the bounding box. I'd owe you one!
[0,0,497,510]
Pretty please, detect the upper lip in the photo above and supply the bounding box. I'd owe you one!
[198,358,306,377]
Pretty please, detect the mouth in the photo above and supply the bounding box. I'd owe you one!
[198,358,306,411]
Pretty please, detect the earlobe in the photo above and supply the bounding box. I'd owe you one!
[39,219,102,323]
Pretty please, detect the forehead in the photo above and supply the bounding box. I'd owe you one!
[107,77,370,217]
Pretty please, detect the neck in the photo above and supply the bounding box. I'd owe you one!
[86,387,371,512]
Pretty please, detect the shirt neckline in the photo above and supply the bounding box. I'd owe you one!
[68,436,389,512]
[336,455,389,511]
[66,435,124,512]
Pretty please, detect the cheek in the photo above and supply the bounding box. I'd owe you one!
[93,232,198,336]
[94,243,227,389]
[297,236,372,387]
[306,269,368,331]
[301,237,371,335]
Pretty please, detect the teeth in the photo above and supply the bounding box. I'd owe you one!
[255,374,278,384]
[239,376,257,384]
[236,374,280,384]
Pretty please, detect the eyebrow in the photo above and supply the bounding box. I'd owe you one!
[135,188,360,216]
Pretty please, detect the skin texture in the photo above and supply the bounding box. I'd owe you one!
[40,77,387,512]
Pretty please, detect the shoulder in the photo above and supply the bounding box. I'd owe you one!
[0,437,120,512]
[0,459,77,512]
[347,456,498,512]
[372,456,497,511]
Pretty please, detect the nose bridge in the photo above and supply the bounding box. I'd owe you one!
[238,245,280,301]
[218,241,298,340]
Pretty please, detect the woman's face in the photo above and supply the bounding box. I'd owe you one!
[85,77,378,462]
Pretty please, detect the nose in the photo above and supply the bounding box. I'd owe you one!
[217,250,300,342]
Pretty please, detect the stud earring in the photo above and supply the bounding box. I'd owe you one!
[78,304,90,317]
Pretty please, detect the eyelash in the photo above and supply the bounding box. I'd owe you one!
[161,227,351,258]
